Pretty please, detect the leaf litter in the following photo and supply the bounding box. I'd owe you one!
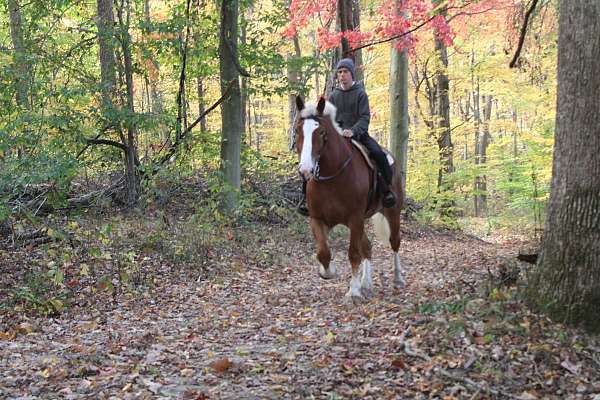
[1,218,599,399]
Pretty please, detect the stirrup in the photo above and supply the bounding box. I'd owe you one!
[383,191,396,208]
[296,198,310,216]
[297,205,309,217]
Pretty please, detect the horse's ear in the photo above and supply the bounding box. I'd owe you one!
[317,97,326,115]
[296,96,305,111]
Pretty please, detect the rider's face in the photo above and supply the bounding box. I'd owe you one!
[337,68,353,88]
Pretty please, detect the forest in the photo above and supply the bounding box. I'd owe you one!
[1,0,599,398]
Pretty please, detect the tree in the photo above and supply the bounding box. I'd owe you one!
[96,0,117,113]
[219,0,242,211]
[389,0,409,190]
[94,0,140,205]
[7,0,30,112]
[527,1,600,331]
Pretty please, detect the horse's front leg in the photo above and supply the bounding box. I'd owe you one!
[310,218,337,279]
[346,221,366,304]
[359,232,374,297]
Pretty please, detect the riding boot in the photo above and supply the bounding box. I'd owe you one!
[297,180,309,216]
[373,155,396,208]
[379,176,397,208]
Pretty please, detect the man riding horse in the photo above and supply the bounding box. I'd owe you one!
[298,58,396,216]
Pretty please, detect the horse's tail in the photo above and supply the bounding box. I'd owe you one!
[372,212,390,244]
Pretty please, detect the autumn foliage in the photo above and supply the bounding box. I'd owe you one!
[285,0,521,51]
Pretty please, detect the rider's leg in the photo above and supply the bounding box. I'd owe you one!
[360,136,396,208]
[297,179,309,216]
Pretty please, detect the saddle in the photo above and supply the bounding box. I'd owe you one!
[350,139,395,211]
[350,139,395,169]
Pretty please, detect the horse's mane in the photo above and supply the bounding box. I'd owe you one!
[300,101,343,135]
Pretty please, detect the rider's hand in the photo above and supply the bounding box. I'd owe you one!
[342,129,353,138]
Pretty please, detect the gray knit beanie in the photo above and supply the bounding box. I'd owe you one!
[336,58,355,79]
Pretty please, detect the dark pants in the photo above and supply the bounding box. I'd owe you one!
[359,135,393,186]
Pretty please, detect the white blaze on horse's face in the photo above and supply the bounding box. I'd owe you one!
[299,118,319,179]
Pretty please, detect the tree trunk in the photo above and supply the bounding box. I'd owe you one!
[472,76,482,217]
[143,0,163,117]
[7,0,30,111]
[116,0,140,205]
[527,1,600,332]
[96,0,117,113]
[219,0,242,211]
[240,5,249,139]
[336,0,363,82]
[434,34,453,191]
[197,78,207,132]
[313,30,321,97]
[389,1,409,191]
[476,94,492,214]
[194,0,207,133]
[351,0,363,83]
[287,35,302,148]
[432,4,454,216]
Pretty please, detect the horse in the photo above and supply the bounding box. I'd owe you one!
[293,96,406,303]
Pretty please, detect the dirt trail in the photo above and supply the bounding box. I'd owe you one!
[1,225,598,399]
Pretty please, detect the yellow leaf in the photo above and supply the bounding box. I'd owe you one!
[324,330,335,344]
[79,263,90,276]
[38,368,51,378]
[0,330,16,340]
[49,299,64,312]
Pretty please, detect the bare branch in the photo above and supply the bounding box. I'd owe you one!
[85,138,127,151]
[510,0,540,68]
[154,79,236,168]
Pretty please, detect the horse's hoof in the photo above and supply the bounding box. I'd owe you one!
[345,291,366,305]
[319,271,336,280]
[319,266,337,280]
[393,278,406,289]
[361,287,374,299]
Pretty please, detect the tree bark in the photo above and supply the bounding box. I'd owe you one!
[389,0,409,191]
[472,73,482,217]
[287,35,302,148]
[197,78,207,132]
[116,0,140,205]
[476,94,492,214]
[96,0,117,113]
[527,1,600,331]
[143,0,163,117]
[219,0,242,211]
[336,0,362,82]
[7,0,30,111]
[434,34,453,191]
[432,3,454,216]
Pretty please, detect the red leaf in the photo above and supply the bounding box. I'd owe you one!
[209,357,232,374]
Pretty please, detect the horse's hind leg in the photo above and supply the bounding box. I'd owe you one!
[310,218,336,279]
[346,219,366,303]
[383,206,405,288]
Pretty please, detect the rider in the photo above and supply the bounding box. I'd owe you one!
[297,58,396,216]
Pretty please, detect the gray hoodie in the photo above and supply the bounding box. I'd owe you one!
[328,82,370,140]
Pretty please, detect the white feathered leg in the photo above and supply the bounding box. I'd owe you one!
[345,269,364,303]
[319,260,337,280]
[360,259,373,296]
[393,252,405,288]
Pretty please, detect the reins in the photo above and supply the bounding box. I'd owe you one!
[302,116,354,182]
[314,143,354,182]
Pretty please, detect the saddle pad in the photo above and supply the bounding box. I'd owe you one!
[350,139,395,170]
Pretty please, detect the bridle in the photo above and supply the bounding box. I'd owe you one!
[298,116,354,182]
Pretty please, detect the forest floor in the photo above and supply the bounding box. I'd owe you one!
[1,196,599,399]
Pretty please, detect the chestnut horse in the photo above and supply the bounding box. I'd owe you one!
[294,96,405,303]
